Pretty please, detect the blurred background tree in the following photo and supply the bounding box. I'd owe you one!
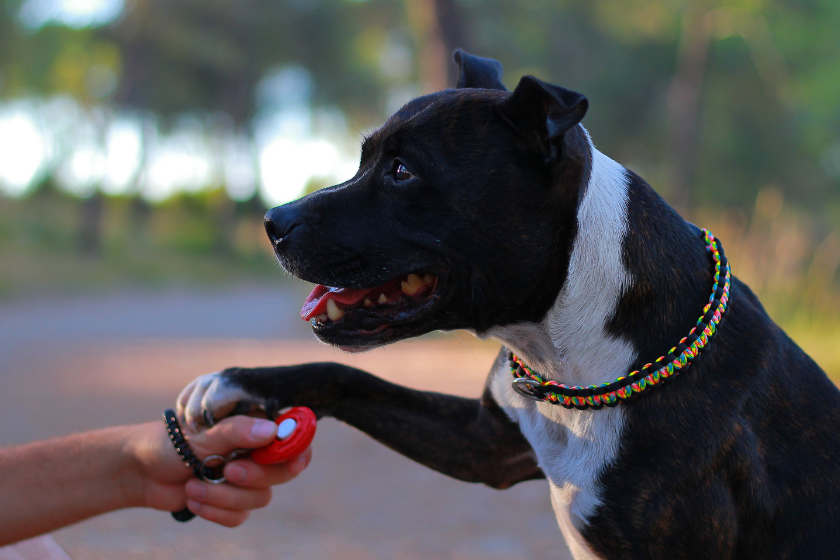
[0,0,838,373]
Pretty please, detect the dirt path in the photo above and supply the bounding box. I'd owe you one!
[0,289,572,560]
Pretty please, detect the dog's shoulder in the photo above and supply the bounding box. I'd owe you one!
[583,273,840,557]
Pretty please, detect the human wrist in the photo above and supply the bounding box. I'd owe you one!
[117,422,164,509]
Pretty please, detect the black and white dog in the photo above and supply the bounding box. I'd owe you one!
[178,51,840,559]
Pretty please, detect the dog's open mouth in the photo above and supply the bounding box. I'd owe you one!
[300,273,444,345]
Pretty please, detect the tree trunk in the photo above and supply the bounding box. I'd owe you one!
[79,191,104,257]
[406,0,466,92]
[666,3,712,217]
[215,196,237,255]
[433,0,467,87]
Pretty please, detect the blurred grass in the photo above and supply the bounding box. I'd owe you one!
[785,323,840,384]
[1,186,838,382]
[698,187,840,382]
[0,186,284,299]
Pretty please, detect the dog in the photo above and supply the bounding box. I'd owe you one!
[178,50,840,559]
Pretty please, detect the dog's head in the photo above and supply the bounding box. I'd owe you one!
[265,50,592,350]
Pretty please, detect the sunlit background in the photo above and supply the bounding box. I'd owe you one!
[0,0,839,557]
[2,0,837,369]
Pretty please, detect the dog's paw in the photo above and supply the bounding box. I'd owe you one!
[176,369,264,432]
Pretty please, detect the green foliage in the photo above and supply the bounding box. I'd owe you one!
[93,0,406,125]
[453,0,840,216]
[3,0,839,216]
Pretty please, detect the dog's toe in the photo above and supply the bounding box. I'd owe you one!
[177,370,262,432]
[178,372,220,431]
[175,376,200,420]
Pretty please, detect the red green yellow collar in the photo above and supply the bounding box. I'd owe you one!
[511,228,731,410]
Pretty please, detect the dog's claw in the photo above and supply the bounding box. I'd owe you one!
[203,408,216,427]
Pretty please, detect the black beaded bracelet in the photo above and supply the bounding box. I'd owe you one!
[163,409,199,523]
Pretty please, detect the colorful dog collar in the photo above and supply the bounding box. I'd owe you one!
[510,228,731,410]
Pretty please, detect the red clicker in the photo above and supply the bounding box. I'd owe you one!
[251,406,317,465]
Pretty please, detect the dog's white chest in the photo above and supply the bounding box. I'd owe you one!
[489,366,618,560]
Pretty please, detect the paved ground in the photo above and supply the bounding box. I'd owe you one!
[0,286,572,560]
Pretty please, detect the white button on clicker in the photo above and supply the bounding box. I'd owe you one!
[276,418,298,440]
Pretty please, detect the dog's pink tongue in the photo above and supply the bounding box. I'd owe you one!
[301,285,369,321]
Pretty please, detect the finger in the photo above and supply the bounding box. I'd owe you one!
[185,478,272,511]
[224,447,313,488]
[188,415,277,457]
[186,500,250,528]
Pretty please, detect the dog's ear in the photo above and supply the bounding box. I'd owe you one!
[453,49,507,91]
[499,75,588,162]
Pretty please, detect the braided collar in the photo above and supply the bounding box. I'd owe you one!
[510,228,731,410]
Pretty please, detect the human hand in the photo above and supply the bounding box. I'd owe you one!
[124,416,312,527]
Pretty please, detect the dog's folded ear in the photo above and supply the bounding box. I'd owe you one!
[453,49,507,91]
[500,76,588,162]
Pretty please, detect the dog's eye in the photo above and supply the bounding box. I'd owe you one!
[394,163,414,182]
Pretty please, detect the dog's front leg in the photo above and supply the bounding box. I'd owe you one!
[178,363,543,489]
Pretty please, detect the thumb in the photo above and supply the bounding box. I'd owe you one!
[189,416,277,457]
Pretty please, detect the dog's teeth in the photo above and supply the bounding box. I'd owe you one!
[318,313,328,322]
[423,274,434,285]
[326,299,344,321]
[378,293,388,303]
[364,298,373,307]
[401,273,426,296]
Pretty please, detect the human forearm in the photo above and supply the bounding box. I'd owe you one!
[0,425,140,545]
[0,416,312,545]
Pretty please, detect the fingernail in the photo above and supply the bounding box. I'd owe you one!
[250,419,276,440]
[185,480,206,501]
[187,499,202,514]
[226,463,247,484]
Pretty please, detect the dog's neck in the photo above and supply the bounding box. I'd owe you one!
[542,137,635,386]
[487,130,711,390]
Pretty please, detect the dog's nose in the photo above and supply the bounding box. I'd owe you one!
[264,206,298,246]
